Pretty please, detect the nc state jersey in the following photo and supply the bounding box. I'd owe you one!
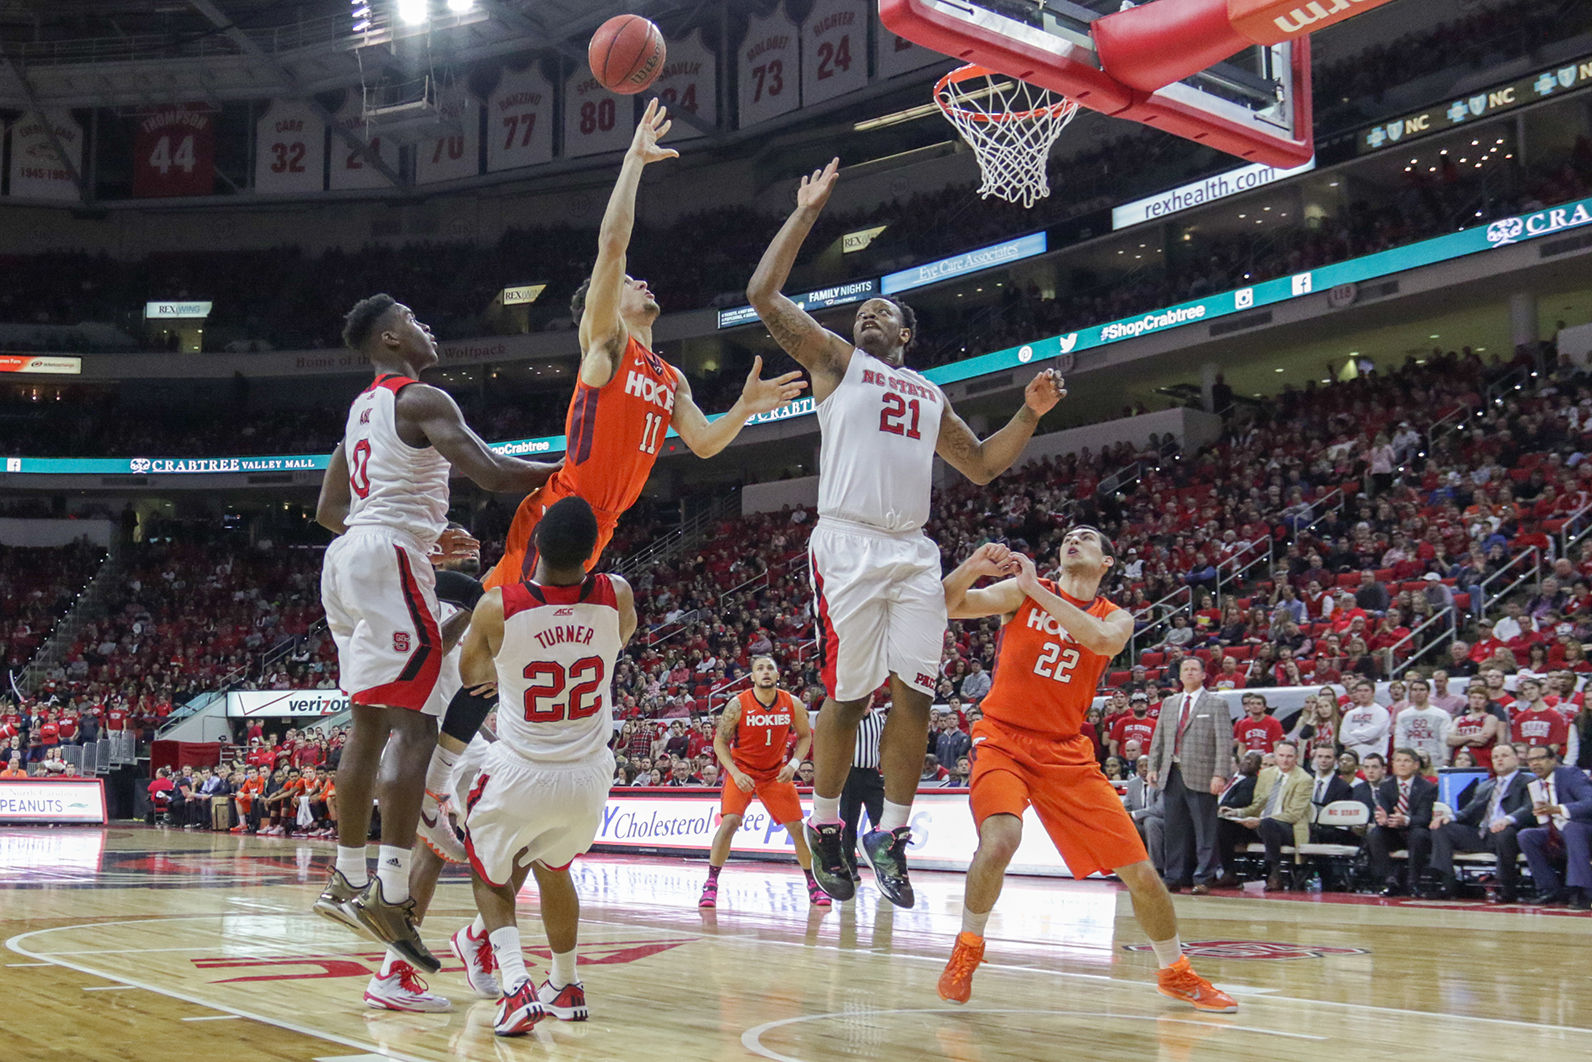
[816,349,945,533]
[495,575,623,765]
[730,688,800,774]
[561,336,680,515]
[342,373,450,549]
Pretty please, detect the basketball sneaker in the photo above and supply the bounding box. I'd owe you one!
[1156,956,1238,1013]
[417,791,467,865]
[937,931,986,1004]
[364,959,452,1013]
[348,878,441,972]
[538,979,589,1021]
[494,979,547,1036]
[803,820,855,902]
[312,868,367,936]
[698,878,718,908]
[862,826,916,908]
[805,874,832,907]
[449,923,501,999]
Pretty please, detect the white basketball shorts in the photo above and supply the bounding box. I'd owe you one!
[808,517,947,702]
[321,526,443,713]
[449,733,492,809]
[462,743,615,885]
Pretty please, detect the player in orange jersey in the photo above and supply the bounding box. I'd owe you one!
[420,102,806,834]
[699,655,829,909]
[936,531,1235,1013]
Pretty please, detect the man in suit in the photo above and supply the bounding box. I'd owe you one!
[1213,751,1261,885]
[1308,745,1357,845]
[1348,752,1385,814]
[1366,747,1438,896]
[1123,757,1165,874]
[1220,740,1314,891]
[1518,746,1592,910]
[1147,658,1232,894]
[1428,742,1533,901]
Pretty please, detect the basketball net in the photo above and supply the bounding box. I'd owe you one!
[934,65,1078,209]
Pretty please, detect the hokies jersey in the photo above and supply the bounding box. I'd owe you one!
[982,580,1121,742]
[816,349,945,533]
[560,336,680,516]
[342,373,450,549]
[494,575,623,765]
[729,688,800,774]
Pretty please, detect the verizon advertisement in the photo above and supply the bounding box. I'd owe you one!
[0,778,107,825]
[226,689,348,717]
[591,790,1081,877]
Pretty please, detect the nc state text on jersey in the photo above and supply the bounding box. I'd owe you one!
[859,369,939,403]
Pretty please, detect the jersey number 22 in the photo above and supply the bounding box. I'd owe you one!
[1034,642,1080,683]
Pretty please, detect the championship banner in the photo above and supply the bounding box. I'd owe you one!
[487,64,555,172]
[563,70,632,159]
[738,6,801,127]
[328,95,400,191]
[650,30,717,139]
[415,87,482,186]
[802,0,868,106]
[253,99,327,195]
[7,109,83,202]
[132,104,216,198]
[0,355,81,375]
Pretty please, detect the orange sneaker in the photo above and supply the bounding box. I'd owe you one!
[1156,956,1237,1013]
[937,931,986,1004]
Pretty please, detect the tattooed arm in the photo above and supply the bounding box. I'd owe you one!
[746,158,854,402]
[935,370,1067,485]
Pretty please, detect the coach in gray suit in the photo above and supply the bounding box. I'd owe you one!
[1147,658,1232,893]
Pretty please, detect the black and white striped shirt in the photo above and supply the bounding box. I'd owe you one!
[853,708,885,770]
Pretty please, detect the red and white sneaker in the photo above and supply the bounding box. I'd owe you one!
[538,979,589,1021]
[364,959,453,1013]
[449,923,501,999]
[494,979,547,1036]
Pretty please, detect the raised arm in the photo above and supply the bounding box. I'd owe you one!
[670,358,807,458]
[745,158,856,397]
[943,543,1025,620]
[611,574,638,647]
[315,443,351,534]
[458,589,505,689]
[936,370,1066,485]
[579,99,678,386]
[397,383,560,494]
[1010,553,1134,658]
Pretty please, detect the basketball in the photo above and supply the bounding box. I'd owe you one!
[589,15,666,95]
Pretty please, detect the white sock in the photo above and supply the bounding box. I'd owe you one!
[960,905,990,937]
[336,845,368,887]
[424,745,460,800]
[549,948,578,988]
[380,947,404,977]
[490,925,529,992]
[810,794,841,823]
[471,914,487,937]
[375,845,411,902]
[1149,935,1183,969]
[879,799,912,832]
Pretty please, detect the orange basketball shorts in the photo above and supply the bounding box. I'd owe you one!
[969,718,1147,879]
[720,767,804,825]
[483,476,619,589]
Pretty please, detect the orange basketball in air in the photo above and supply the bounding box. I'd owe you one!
[589,15,666,95]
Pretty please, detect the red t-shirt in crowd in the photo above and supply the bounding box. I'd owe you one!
[1511,707,1568,749]
[38,722,59,746]
[1110,715,1158,753]
[104,708,128,731]
[1233,715,1285,753]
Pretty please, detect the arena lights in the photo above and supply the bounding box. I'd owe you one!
[349,1,372,33]
[397,0,428,25]
[447,0,475,11]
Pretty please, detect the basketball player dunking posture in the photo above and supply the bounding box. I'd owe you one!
[699,655,829,909]
[457,496,636,1036]
[747,158,1063,905]
[937,534,1234,1011]
[416,100,804,859]
[313,295,558,970]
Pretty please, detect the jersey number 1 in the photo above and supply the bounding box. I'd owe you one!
[879,393,921,439]
[523,656,605,722]
[639,411,665,455]
[1034,642,1081,683]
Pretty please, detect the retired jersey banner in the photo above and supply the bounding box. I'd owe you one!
[563,70,632,158]
[329,95,400,191]
[738,6,801,127]
[415,87,482,186]
[7,109,83,201]
[802,0,868,106]
[874,21,946,80]
[651,30,717,139]
[254,99,327,195]
[132,104,216,198]
[487,65,555,172]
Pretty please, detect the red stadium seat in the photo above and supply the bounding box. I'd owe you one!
[1108,670,1131,688]
[1453,593,1471,610]
[1142,652,1165,668]
[1374,568,1394,583]
[1228,644,1256,661]
[1336,572,1360,588]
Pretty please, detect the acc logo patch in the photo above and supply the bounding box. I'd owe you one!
[1123,940,1369,960]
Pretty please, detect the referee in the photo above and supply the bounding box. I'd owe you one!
[840,704,886,882]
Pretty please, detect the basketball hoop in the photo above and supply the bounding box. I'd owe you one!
[934,64,1079,209]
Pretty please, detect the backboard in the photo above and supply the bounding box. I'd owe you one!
[879,0,1315,168]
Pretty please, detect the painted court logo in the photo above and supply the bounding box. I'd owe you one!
[1124,940,1368,960]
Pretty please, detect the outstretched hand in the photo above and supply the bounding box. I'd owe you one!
[796,158,840,212]
[431,526,481,567]
[629,97,680,165]
[739,355,809,414]
[1024,368,1066,417]
[966,542,1018,579]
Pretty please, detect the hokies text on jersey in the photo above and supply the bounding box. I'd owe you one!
[742,711,792,727]
[624,369,676,412]
[1026,606,1075,641]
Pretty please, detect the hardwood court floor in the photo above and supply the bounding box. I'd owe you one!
[2,826,1588,1061]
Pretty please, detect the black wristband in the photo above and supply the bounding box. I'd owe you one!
[441,686,496,745]
[434,570,485,611]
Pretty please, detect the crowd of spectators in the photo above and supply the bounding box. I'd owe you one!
[145,724,349,835]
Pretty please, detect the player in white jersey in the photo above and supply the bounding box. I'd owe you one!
[313,294,559,971]
[747,159,1064,906]
[455,496,636,1037]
